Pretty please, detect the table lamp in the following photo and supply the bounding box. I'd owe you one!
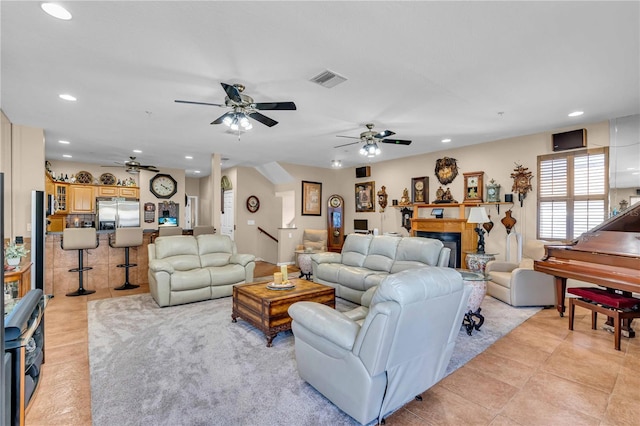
[467,206,490,253]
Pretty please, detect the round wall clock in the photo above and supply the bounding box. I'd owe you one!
[150,173,178,199]
[246,195,260,213]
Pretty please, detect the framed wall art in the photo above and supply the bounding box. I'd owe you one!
[411,176,429,203]
[302,180,322,216]
[355,181,375,212]
[463,171,484,203]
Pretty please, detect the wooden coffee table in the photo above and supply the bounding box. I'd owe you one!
[232,278,335,347]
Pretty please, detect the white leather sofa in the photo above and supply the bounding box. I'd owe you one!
[311,234,451,304]
[288,267,471,425]
[485,239,561,307]
[148,234,255,307]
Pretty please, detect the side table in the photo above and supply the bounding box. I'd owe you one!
[457,269,491,335]
[465,251,497,275]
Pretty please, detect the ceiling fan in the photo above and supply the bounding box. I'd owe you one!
[175,82,297,129]
[103,157,159,174]
[334,123,412,157]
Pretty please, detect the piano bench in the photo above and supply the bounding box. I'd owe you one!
[568,287,640,351]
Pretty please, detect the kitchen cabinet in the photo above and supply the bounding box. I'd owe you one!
[69,185,95,213]
[47,215,65,232]
[96,185,139,198]
[54,183,68,213]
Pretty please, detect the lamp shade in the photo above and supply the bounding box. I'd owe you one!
[467,206,490,224]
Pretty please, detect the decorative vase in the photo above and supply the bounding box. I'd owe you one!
[6,257,21,266]
[501,210,517,234]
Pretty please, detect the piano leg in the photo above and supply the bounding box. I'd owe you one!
[554,277,567,317]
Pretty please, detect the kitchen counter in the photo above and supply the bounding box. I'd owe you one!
[45,231,153,295]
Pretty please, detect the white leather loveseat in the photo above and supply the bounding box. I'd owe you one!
[311,234,451,304]
[148,234,255,307]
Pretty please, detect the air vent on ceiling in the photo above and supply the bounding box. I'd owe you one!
[310,69,347,88]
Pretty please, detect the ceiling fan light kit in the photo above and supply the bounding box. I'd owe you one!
[175,82,296,130]
[336,123,412,158]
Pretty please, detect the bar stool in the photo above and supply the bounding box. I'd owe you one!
[193,225,216,236]
[62,228,98,297]
[109,227,144,290]
[158,226,183,237]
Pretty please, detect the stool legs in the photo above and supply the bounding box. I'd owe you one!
[66,249,96,297]
[115,247,139,290]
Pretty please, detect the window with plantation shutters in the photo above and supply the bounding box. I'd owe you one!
[537,148,608,240]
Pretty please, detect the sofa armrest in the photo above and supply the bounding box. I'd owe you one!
[149,259,175,274]
[361,286,378,307]
[311,252,341,264]
[485,260,519,274]
[289,302,360,351]
[230,253,255,267]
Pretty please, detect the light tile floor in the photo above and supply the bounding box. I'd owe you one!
[26,288,640,425]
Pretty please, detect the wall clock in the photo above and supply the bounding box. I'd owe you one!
[327,194,344,252]
[411,176,429,203]
[150,173,177,199]
[434,157,459,185]
[510,164,533,206]
[463,171,484,202]
[246,195,260,213]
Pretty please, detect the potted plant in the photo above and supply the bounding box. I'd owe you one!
[4,242,29,267]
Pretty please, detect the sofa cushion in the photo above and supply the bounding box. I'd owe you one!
[207,265,246,286]
[337,266,376,291]
[169,269,211,291]
[362,236,400,272]
[198,234,235,267]
[489,270,512,288]
[153,236,201,270]
[341,234,373,267]
[316,262,342,283]
[395,237,444,266]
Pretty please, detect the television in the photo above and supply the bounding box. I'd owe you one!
[159,217,178,226]
[354,219,368,233]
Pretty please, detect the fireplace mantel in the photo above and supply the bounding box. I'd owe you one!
[410,203,478,266]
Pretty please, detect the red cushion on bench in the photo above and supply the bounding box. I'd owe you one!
[568,287,640,309]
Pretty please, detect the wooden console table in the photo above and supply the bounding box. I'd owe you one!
[4,261,32,298]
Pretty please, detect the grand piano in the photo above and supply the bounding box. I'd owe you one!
[534,201,640,318]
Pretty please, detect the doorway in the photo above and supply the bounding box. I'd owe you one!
[221,189,234,240]
[185,195,198,229]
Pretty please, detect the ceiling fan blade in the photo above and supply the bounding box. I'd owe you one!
[381,138,412,145]
[140,164,159,170]
[254,102,297,111]
[335,135,361,140]
[374,130,396,138]
[248,112,278,127]
[334,141,362,148]
[175,100,225,107]
[211,112,234,125]
[221,82,242,103]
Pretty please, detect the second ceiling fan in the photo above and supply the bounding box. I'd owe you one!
[334,123,412,157]
[175,82,296,129]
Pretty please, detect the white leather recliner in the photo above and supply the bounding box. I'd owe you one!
[485,239,561,307]
[288,267,471,425]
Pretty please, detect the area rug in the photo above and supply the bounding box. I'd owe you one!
[88,294,540,426]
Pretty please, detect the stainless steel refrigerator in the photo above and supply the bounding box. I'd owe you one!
[97,198,140,229]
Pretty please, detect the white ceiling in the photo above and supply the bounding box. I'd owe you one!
[2,1,639,186]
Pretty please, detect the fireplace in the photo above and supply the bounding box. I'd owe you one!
[417,231,462,268]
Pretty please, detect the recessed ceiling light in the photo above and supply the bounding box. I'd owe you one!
[441,138,452,143]
[194,170,201,174]
[133,149,142,153]
[41,3,72,20]
[58,140,70,144]
[568,111,584,117]
[626,167,636,171]
[63,154,72,158]
[59,94,76,101]
[185,156,193,160]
